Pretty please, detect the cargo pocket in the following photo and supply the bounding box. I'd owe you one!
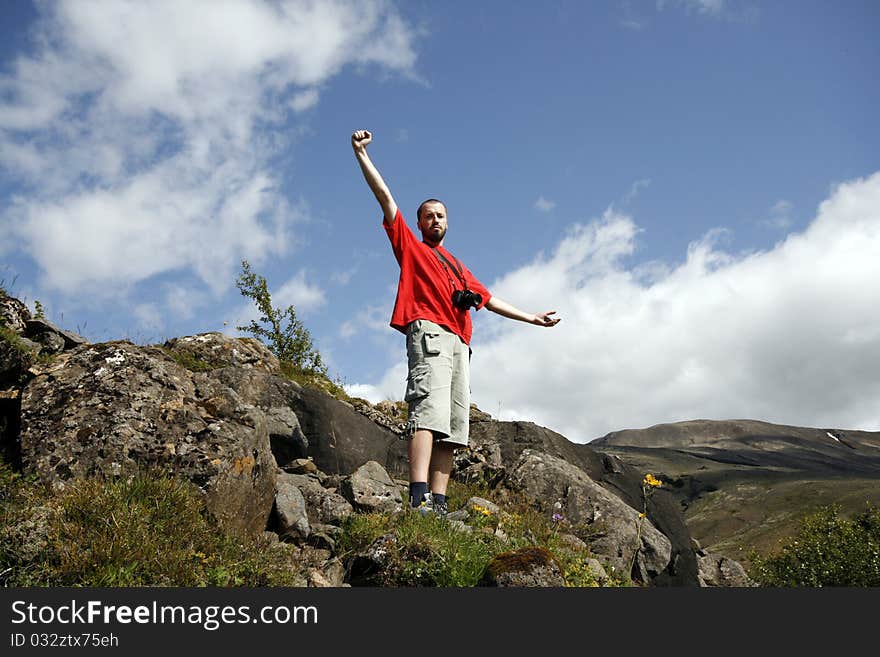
[423,331,444,356]
[404,362,432,402]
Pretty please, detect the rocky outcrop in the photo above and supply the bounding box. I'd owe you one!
[1,290,751,587]
[503,449,672,582]
[1,292,88,467]
[0,294,31,335]
[19,340,276,536]
[466,417,700,586]
[0,295,87,379]
[164,333,281,374]
[287,386,409,478]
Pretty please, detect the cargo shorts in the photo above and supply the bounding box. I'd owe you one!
[404,319,470,446]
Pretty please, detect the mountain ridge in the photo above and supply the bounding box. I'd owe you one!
[590,418,880,564]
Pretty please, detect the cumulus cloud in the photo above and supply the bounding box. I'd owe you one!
[466,172,880,442]
[0,0,417,300]
[353,172,880,442]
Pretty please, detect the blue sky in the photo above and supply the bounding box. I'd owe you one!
[1,0,878,442]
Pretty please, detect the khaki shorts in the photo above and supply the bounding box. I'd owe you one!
[404,319,470,446]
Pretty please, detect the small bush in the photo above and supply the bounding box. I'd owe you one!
[749,504,880,587]
[236,260,326,375]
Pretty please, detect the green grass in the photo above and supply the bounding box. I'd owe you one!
[279,360,352,402]
[335,479,626,587]
[161,346,218,372]
[1,459,623,587]
[0,461,307,587]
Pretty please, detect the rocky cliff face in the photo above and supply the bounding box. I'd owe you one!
[0,290,748,586]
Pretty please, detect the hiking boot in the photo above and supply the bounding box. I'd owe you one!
[415,493,449,518]
[416,492,434,516]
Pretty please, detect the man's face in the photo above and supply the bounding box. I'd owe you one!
[418,202,447,246]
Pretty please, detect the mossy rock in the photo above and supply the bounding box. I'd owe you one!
[478,546,565,587]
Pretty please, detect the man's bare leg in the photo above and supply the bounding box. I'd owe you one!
[408,428,434,485]
[428,441,455,496]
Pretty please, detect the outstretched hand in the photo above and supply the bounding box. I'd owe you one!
[351,129,372,152]
[534,311,561,327]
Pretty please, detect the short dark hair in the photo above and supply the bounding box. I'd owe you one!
[417,198,446,221]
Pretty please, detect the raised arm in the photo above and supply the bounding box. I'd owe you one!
[352,130,399,225]
[485,296,561,327]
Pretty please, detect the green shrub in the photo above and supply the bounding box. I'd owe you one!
[236,260,326,376]
[234,260,354,401]
[749,504,880,587]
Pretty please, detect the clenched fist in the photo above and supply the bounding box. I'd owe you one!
[351,129,372,151]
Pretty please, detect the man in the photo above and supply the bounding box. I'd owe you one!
[351,129,560,516]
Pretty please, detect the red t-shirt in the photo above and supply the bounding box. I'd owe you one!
[384,208,491,345]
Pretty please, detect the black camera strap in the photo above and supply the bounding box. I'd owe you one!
[430,247,466,289]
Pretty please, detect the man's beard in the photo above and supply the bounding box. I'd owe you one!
[422,225,446,245]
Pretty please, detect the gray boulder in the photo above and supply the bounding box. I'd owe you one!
[274,474,311,540]
[504,449,672,582]
[26,318,88,353]
[478,546,566,587]
[340,460,403,513]
[288,386,409,478]
[208,366,310,468]
[697,552,758,587]
[180,344,408,478]
[280,472,353,526]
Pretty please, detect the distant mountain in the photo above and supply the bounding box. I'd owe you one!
[590,419,880,566]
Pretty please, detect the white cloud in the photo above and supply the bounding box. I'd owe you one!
[289,88,321,113]
[762,199,794,230]
[331,267,357,286]
[469,171,880,442]
[339,302,392,340]
[164,284,209,323]
[0,0,418,302]
[360,172,880,443]
[345,361,407,403]
[274,270,325,315]
[133,302,163,333]
[534,195,556,213]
